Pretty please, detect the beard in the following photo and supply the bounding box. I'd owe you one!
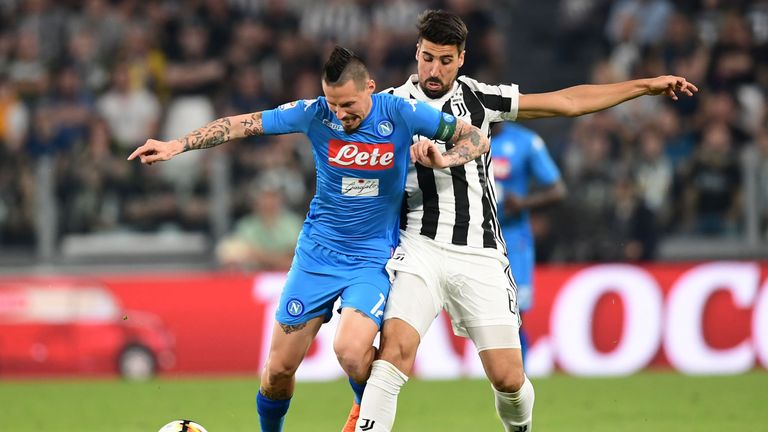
[420,77,452,99]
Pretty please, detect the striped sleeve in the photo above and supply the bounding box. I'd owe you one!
[458,77,519,122]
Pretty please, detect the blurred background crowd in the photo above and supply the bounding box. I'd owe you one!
[0,0,766,269]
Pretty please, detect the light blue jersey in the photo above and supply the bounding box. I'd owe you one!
[262,93,456,326]
[493,123,560,311]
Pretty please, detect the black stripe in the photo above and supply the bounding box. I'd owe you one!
[416,163,439,239]
[459,81,496,249]
[477,93,511,112]
[443,100,470,245]
[458,77,512,113]
[484,152,508,253]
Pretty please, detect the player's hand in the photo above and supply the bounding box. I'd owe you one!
[647,75,698,101]
[127,139,184,165]
[411,139,447,169]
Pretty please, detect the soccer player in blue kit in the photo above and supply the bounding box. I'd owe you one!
[492,123,566,360]
[128,46,491,432]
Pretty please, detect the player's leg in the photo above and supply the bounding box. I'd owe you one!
[506,245,534,362]
[476,343,534,432]
[259,237,342,432]
[445,252,534,431]
[334,305,381,432]
[258,316,324,432]
[334,306,379,391]
[356,271,442,432]
[334,259,392,431]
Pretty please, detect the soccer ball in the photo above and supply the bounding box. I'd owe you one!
[158,420,209,432]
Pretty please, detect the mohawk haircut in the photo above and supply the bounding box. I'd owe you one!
[322,46,370,89]
[417,9,468,52]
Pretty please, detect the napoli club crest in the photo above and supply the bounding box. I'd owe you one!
[377,120,393,137]
[286,299,304,317]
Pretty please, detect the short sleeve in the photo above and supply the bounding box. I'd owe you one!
[461,77,520,122]
[261,98,320,135]
[395,97,456,141]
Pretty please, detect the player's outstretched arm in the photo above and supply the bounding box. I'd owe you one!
[411,119,489,169]
[127,112,265,164]
[517,75,698,120]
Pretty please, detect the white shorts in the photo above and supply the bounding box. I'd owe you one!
[385,231,521,351]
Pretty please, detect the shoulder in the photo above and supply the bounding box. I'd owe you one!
[376,93,419,116]
[456,75,489,91]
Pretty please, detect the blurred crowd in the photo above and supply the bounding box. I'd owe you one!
[533,0,768,262]
[0,0,766,267]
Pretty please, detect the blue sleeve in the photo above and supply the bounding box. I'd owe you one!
[528,134,561,185]
[396,97,456,141]
[261,99,319,135]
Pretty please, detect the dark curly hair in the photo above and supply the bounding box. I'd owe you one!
[417,9,468,52]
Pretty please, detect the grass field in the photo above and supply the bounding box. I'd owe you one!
[1,372,767,431]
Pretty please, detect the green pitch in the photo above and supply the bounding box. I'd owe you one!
[1,372,766,431]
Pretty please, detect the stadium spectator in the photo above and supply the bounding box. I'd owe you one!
[97,62,161,151]
[215,183,302,271]
[632,129,674,225]
[679,122,743,236]
[606,175,659,261]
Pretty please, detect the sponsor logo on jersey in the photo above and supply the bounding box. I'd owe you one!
[493,157,512,180]
[278,100,298,110]
[405,99,418,112]
[322,119,345,132]
[341,177,380,196]
[377,120,393,137]
[286,299,304,317]
[328,140,395,170]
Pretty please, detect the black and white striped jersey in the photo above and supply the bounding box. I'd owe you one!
[385,74,520,257]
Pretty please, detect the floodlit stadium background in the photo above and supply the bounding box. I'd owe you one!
[0,1,766,431]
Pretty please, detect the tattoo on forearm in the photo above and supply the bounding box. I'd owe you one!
[279,322,307,334]
[444,123,487,165]
[243,112,264,137]
[181,117,232,152]
[260,386,292,400]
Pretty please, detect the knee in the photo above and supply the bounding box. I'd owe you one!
[264,357,300,383]
[378,338,417,376]
[489,368,526,393]
[334,340,371,380]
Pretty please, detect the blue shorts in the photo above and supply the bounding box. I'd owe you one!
[504,230,534,312]
[275,233,391,328]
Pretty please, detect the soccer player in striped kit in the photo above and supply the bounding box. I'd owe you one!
[129,46,491,432]
[355,10,697,432]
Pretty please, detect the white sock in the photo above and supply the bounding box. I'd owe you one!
[356,360,409,432]
[494,375,535,432]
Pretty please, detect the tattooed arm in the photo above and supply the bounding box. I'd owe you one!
[127,112,264,164]
[410,119,490,169]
